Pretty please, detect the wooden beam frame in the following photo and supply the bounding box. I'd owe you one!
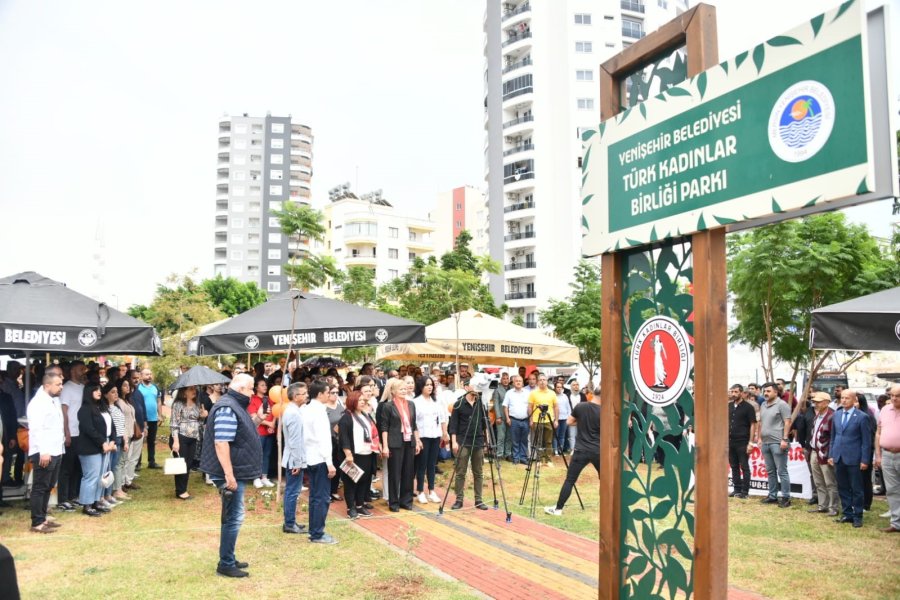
[597,4,723,599]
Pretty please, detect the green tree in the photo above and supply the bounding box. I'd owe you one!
[273,202,340,291]
[340,266,377,307]
[200,275,266,317]
[728,212,897,393]
[440,229,479,273]
[539,260,602,387]
[379,254,504,325]
[126,273,224,391]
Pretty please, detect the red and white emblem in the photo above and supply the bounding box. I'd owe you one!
[630,316,692,407]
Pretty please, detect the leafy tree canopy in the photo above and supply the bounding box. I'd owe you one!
[200,275,266,317]
[539,260,601,386]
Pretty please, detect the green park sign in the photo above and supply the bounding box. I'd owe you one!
[581,0,895,255]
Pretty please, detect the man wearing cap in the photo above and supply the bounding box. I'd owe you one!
[808,392,839,516]
[873,383,900,533]
[448,386,488,510]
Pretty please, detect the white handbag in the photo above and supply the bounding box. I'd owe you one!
[100,454,115,488]
[164,452,188,476]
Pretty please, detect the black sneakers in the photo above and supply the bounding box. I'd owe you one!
[216,565,249,578]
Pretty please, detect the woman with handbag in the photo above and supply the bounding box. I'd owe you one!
[101,383,126,506]
[112,379,135,501]
[77,384,117,517]
[169,385,206,500]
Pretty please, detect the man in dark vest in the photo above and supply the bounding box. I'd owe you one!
[200,374,262,578]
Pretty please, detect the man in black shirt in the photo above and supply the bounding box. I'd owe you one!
[729,384,758,499]
[545,387,601,516]
[448,387,488,510]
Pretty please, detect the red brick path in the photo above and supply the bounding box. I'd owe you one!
[329,490,768,600]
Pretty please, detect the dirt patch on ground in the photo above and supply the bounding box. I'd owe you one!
[369,575,427,599]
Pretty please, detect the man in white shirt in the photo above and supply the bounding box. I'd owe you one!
[27,373,65,533]
[300,380,337,544]
[281,382,308,535]
[503,375,532,465]
[57,360,86,510]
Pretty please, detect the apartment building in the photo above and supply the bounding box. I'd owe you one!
[214,113,313,294]
[431,185,490,258]
[322,186,438,294]
[483,0,686,327]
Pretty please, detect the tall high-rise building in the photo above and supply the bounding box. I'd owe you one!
[214,114,313,294]
[483,0,686,328]
[431,185,490,258]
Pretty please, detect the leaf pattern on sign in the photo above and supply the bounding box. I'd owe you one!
[620,46,688,109]
[620,242,696,599]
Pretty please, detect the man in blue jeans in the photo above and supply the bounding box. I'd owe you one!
[281,382,308,535]
[757,382,793,508]
[502,375,531,465]
[199,374,262,578]
[301,379,337,544]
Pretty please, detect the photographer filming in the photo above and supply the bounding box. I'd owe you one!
[545,386,601,516]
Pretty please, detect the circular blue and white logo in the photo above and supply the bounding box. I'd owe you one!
[768,81,835,163]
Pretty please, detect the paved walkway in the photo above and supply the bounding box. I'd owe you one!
[331,490,767,600]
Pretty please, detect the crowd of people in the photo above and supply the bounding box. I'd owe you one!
[728,379,900,532]
[3,355,896,584]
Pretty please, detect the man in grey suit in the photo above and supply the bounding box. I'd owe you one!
[829,389,873,528]
[281,383,308,535]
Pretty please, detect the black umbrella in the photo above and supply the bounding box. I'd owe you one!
[187,290,425,356]
[810,286,900,352]
[0,271,162,356]
[301,356,348,370]
[169,365,231,391]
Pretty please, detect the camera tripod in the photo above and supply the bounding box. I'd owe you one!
[438,392,512,522]
[518,405,583,517]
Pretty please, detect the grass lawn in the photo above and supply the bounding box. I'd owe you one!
[0,454,478,600]
[2,448,897,600]
[440,455,899,600]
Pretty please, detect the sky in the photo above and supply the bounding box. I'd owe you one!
[0,0,897,310]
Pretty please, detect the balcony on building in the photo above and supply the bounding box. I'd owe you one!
[622,19,645,39]
[291,123,313,136]
[343,221,378,245]
[502,1,531,24]
[214,232,227,246]
[291,132,313,144]
[215,216,227,232]
[217,182,229,194]
[291,154,313,168]
[290,148,313,161]
[290,188,312,201]
[289,179,312,190]
[501,55,532,77]
[621,0,645,14]
[216,199,228,213]
[290,163,312,176]
[502,113,534,139]
[406,230,434,252]
[345,248,377,266]
[504,230,535,243]
[504,290,537,301]
[502,142,534,158]
[502,28,532,52]
[503,159,534,190]
[218,151,230,165]
[502,73,533,106]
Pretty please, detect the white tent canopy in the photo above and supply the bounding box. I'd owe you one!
[376,309,580,367]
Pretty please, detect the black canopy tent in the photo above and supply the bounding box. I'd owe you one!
[185,289,425,503]
[187,290,425,356]
[810,286,900,352]
[0,271,162,398]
